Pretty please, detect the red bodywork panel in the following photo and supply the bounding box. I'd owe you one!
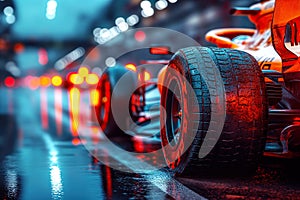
[272,0,300,73]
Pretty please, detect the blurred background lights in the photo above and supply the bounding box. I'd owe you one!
[69,74,84,85]
[100,28,110,39]
[125,63,137,72]
[46,13,55,20]
[3,6,14,16]
[54,47,85,70]
[93,0,178,44]
[86,74,99,85]
[6,15,15,24]
[78,66,89,77]
[93,27,101,37]
[141,7,154,17]
[40,76,51,87]
[117,21,129,32]
[115,17,125,26]
[46,0,57,20]
[4,76,15,88]
[91,67,102,76]
[29,76,40,90]
[3,6,16,24]
[155,0,168,10]
[109,26,120,37]
[38,48,49,65]
[126,14,139,26]
[134,30,146,42]
[47,0,57,10]
[51,75,62,87]
[105,57,116,67]
[95,36,106,44]
[115,17,128,32]
[140,1,152,9]
[5,61,21,77]
[14,43,25,53]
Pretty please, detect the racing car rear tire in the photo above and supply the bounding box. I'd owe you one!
[95,66,137,137]
[160,46,268,175]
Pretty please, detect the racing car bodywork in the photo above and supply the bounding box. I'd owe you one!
[205,0,300,157]
[95,0,300,175]
[160,0,300,175]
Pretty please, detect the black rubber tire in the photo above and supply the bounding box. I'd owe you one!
[95,66,137,137]
[160,46,268,175]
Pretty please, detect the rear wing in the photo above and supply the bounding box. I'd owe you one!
[272,0,300,73]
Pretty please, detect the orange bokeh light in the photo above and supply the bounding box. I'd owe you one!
[40,76,51,87]
[29,76,40,90]
[125,63,137,72]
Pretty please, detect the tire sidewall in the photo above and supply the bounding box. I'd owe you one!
[95,66,137,136]
[160,54,196,173]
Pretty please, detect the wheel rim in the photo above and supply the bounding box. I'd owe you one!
[161,61,197,171]
[97,74,111,131]
[166,78,182,147]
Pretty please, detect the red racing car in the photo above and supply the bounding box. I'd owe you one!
[95,0,300,175]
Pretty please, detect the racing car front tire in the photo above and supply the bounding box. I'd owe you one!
[95,66,137,137]
[160,46,268,175]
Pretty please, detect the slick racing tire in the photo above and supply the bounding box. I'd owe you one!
[95,66,137,137]
[160,46,268,175]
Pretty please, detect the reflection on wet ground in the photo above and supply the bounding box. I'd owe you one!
[0,115,17,162]
[0,136,189,199]
[1,87,300,199]
[2,134,300,199]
